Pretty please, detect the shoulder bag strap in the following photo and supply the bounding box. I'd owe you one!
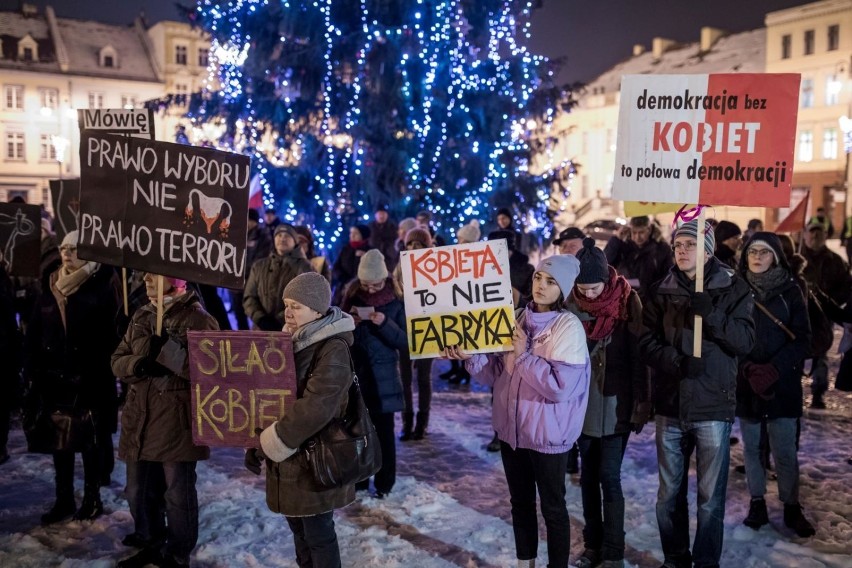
[753,299,796,341]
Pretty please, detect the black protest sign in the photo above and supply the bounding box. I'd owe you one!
[48,179,80,240]
[78,132,251,289]
[0,203,41,278]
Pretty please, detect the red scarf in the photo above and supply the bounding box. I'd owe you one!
[571,267,631,341]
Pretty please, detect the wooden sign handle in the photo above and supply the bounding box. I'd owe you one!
[693,209,705,358]
[122,267,129,317]
[156,275,164,336]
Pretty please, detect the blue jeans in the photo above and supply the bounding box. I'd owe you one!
[578,433,630,560]
[500,442,571,567]
[656,417,731,568]
[126,461,199,565]
[286,511,341,568]
[740,417,800,505]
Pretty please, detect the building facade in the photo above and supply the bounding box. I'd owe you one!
[766,0,852,228]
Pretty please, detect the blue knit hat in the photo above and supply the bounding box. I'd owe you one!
[535,255,580,297]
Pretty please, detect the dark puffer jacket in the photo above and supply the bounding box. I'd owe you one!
[605,228,672,302]
[736,233,811,419]
[243,248,313,330]
[265,324,356,517]
[341,280,407,415]
[567,290,651,436]
[112,291,218,462]
[640,257,755,423]
[25,264,122,438]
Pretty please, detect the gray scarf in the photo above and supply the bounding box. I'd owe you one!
[746,265,789,301]
[291,307,355,352]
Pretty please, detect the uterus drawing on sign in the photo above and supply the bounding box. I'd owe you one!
[184,189,232,239]
[0,208,35,272]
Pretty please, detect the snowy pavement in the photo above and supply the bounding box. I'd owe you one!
[1,354,851,567]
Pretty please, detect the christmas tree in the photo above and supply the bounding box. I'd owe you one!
[165,0,574,252]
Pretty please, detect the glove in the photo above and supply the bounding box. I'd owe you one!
[244,448,266,475]
[630,401,652,434]
[148,334,169,359]
[743,362,779,399]
[134,357,171,378]
[679,355,705,377]
[690,292,713,317]
[256,314,281,331]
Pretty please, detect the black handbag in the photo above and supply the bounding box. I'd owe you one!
[302,338,382,489]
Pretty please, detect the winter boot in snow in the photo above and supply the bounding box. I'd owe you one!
[784,503,816,537]
[73,490,103,521]
[41,498,76,525]
[486,432,501,452]
[574,548,601,568]
[412,411,429,440]
[743,497,768,530]
[116,547,164,568]
[517,559,535,568]
[399,412,414,441]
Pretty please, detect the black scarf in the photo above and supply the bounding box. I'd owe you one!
[746,265,789,301]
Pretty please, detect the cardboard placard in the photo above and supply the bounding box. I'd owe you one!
[48,179,80,240]
[188,330,297,448]
[400,240,515,359]
[613,73,800,206]
[77,108,155,139]
[77,132,251,289]
[0,203,41,278]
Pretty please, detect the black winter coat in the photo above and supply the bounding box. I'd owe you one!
[509,251,535,303]
[331,243,372,303]
[736,277,810,419]
[640,258,755,423]
[802,245,852,305]
[0,264,21,396]
[605,235,673,302]
[567,290,651,436]
[341,281,407,415]
[25,265,122,436]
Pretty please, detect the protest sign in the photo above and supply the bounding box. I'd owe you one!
[0,203,40,278]
[623,201,696,217]
[48,179,80,240]
[77,132,251,289]
[613,73,800,207]
[77,108,155,139]
[400,240,515,359]
[188,330,297,448]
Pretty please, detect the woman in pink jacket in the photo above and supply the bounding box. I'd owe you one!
[444,254,591,568]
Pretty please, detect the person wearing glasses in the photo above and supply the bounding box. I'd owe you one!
[639,220,755,568]
[736,233,815,538]
[340,249,406,498]
[23,230,122,524]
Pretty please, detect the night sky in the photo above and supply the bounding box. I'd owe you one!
[4,0,810,84]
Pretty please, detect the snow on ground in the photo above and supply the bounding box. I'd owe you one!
[1,350,851,567]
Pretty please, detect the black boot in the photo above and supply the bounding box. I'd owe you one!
[448,366,470,385]
[438,362,458,381]
[399,412,414,441]
[117,547,164,568]
[41,498,76,525]
[784,503,816,537]
[486,432,501,452]
[412,411,429,440]
[743,497,768,530]
[567,444,580,474]
[74,490,104,521]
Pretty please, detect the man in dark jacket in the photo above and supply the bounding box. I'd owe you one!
[368,205,399,271]
[112,274,219,568]
[801,220,852,408]
[604,216,672,303]
[231,209,272,330]
[640,220,755,568]
[244,223,312,331]
[713,220,741,268]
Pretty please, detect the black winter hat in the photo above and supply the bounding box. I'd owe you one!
[738,231,790,273]
[488,229,516,251]
[575,237,609,284]
[714,220,741,244]
[353,224,371,240]
[496,207,512,218]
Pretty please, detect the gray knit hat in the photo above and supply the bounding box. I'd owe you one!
[274,223,298,240]
[535,254,580,297]
[283,272,331,315]
[575,238,609,284]
[358,249,388,281]
[674,219,715,257]
[456,221,481,243]
[398,217,418,234]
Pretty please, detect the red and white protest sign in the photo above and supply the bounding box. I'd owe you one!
[613,73,800,207]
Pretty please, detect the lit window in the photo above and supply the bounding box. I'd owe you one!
[40,134,57,161]
[121,94,138,109]
[798,131,813,162]
[88,92,104,109]
[800,79,814,108]
[5,132,25,160]
[4,85,24,110]
[822,128,837,160]
[39,88,58,110]
[826,75,841,106]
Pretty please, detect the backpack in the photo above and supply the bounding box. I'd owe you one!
[807,289,834,357]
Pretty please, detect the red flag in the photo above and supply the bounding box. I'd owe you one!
[775,192,809,233]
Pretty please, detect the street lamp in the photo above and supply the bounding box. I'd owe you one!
[50,134,68,180]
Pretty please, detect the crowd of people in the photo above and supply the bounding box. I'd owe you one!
[1,200,851,568]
